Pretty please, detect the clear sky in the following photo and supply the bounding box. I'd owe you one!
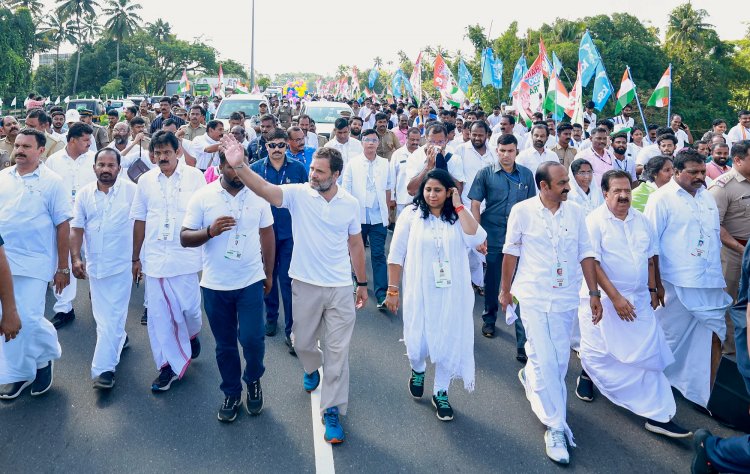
[41,0,747,78]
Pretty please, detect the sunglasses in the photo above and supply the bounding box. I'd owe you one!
[267,142,286,149]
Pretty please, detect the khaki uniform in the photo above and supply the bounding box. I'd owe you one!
[376,129,400,160]
[0,138,15,167]
[92,125,109,151]
[551,143,577,170]
[44,133,65,159]
[709,168,750,354]
[182,124,207,141]
[139,112,155,131]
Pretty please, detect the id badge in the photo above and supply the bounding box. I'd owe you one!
[432,259,452,288]
[692,235,709,259]
[157,217,176,241]
[225,233,247,260]
[552,260,569,288]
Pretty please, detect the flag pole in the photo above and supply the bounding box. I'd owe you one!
[666,63,672,127]
[629,66,649,135]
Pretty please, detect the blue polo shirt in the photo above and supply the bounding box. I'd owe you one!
[286,147,316,173]
[250,157,307,240]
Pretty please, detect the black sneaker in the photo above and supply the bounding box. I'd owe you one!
[575,374,594,402]
[151,365,177,392]
[93,371,115,390]
[516,347,528,363]
[265,321,277,337]
[481,322,495,338]
[645,419,693,438]
[376,299,387,311]
[245,379,263,415]
[190,337,201,359]
[30,361,54,396]
[472,284,485,297]
[0,380,32,400]
[140,308,148,326]
[691,429,717,474]
[123,335,130,350]
[432,390,454,421]
[285,335,296,356]
[408,370,425,399]
[50,309,75,329]
[218,395,241,422]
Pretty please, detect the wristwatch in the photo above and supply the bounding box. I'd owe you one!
[356,281,368,287]
[588,290,601,297]
[56,268,70,275]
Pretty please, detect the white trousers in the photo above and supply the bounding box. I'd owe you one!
[52,255,77,314]
[145,274,201,377]
[519,305,577,446]
[408,332,453,396]
[468,249,485,287]
[90,270,132,378]
[0,276,62,383]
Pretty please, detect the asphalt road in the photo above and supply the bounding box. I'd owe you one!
[0,249,744,473]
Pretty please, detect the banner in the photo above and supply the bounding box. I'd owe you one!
[579,31,600,87]
[592,62,613,111]
[410,52,423,105]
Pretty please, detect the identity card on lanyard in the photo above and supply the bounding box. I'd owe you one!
[542,207,568,288]
[157,174,181,241]
[222,189,248,260]
[689,198,710,260]
[430,216,452,288]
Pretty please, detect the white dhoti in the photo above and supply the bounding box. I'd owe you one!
[0,276,62,383]
[519,305,577,446]
[656,281,731,407]
[570,317,581,352]
[145,273,201,378]
[52,257,77,314]
[579,292,676,422]
[90,270,132,378]
[468,248,485,287]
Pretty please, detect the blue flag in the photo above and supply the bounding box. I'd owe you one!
[592,62,613,111]
[401,69,413,96]
[491,54,503,89]
[458,59,472,94]
[579,31,601,87]
[368,67,379,89]
[509,54,527,97]
[552,52,563,76]
[481,48,494,87]
[392,69,403,98]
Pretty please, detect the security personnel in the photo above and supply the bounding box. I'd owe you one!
[79,109,109,151]
[24,109,65,159]
[709,139,750,355]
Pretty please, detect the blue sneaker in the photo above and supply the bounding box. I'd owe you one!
[303,369,320,392]
[321,407,344,444]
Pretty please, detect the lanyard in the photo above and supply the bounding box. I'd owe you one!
[158,171,182,221]
[92,181,120,231]
[592,149,612,166]
[220,187,248,236]
[613,157,628,171]
[264,161,287,185]
[540,205,565,263]
[66,155,85,193]
[501,168,521,186]
[682,192,707,238]
[429,215,447,262]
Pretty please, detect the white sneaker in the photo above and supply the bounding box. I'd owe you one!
[544,429,569,464]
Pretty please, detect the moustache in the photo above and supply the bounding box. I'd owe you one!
[158,159,170,165]
[617,198,630,203]
[693,179,707,187]
[561,189,569,194]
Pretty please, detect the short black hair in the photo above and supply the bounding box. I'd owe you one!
[470,120,491,134]
[361,128,379,139]
[159,97,171,104]
[374,112,388,122]
[125,105,138,116]
[107,109,119,118]
[647,124,659,132]
[260,114,276,124]
[265,127,288,142]
[501,114,515,125]
[427,124,447,137]
[600,170,632,192]
[298,114,311,123]
[67,122,94,142]
[495,134,518,148]
[207,119,223,131]
[349,116,364,125]
[312,146,344,175]
[712,118,727,127]
[656,134,677,146]
[596,119,614,131]
[26,108,49,125]
[535,161,564,189]
[711,142,729,153]
[530,123,549,137]
[162,118,178,129]
[738,110,750,118]
[18,128,46,148]
[229,111,243,122]
[129,117,146,127]
[611,132,628,142]
[570,158,592,175]
[190,104,206,116]
[149,130,180,152]
[556,123,573,134]
[673,148,706,171]
[644,155,673,182]
[731,140,750,160]
[586,100,595,109]
[656,126,674,137]
[334,117,349,130]
[95,147,121,165]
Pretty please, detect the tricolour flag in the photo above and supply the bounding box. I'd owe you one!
[409,52,423,106]
[614,68,636,114]
[647,65,671,108]
[543,70,569,121]
[566,62,584,126]
[177,68,190,94]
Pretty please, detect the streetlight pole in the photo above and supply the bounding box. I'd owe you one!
[250,0,256,90]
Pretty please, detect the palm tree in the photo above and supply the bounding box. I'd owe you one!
[42,12,78,93]
[434,45,451,60]
[7,0,44,18]
[103,0,142,79]
[666,3,713,49]
[79,12,101,44]
[397,50,410,65]
[373,56,383,68]
[56,0,100,95]
[146,19,171,42]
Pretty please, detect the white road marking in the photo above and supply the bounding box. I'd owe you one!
[310,369,335,474]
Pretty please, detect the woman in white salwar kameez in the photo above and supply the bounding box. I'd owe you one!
[386,168,487,422]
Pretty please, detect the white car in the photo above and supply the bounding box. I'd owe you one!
[301,101,353,139]
[214,94,268,129]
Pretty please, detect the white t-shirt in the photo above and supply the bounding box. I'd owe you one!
[45,148,97,204]
[515,147,559,177]
[183,181,274,291]
[280,183,361,287]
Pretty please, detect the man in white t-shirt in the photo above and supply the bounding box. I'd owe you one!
[405,123,466,197]
[221,136,368,445]
[324,117,363,174]
[516,124,559,177]
[181,150,275,423]
[727,110,750,148]
[487,105,502,129]
[669,114,693,150]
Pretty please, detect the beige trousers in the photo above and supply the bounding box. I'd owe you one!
[291,279,356,415]
[721,245,742,354]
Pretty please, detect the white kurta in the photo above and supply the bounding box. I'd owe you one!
[578,205,676,421]
[388,207,487,391]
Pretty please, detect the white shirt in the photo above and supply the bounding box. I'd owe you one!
[636,143,663,167]
[612,115,634,130]
[342,154,392,226]
[674,129,689,150]
[512,122,527,137]
[324,137,363,172]
[0,165,72,281]
[45,147,97,204]
[192,134,220,170]
[454,141,495,206]
[487,113,502,129]
[305,131,319,150]
[489,125,526,149]
[643,179,724,288]
[389,146,414,205]
[71,179,136,279]
[280,183,361,287]
[503,198,595,312]
[117,139,152,171]
[405,145,466,191]
[585,204,657,296]
[610,152,637,181]
[727,124,750,148]
[584,111,597,132]
[129,161,206,278]
[515,147,558,177]
[183,180,274,291]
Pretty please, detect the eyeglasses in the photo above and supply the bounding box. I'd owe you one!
[266,142,286,149]
[362,138,379,144]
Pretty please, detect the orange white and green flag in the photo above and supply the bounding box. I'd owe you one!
[647,66,671,108]
[614,68,635,114]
